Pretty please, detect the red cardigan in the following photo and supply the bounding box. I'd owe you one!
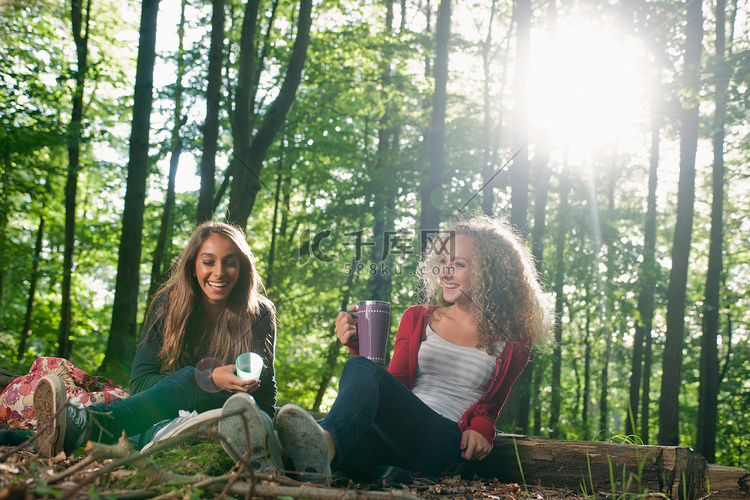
[386,305,531,446]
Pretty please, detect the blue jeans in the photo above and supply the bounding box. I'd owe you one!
[320,356,463,480]
[86,366,230,444]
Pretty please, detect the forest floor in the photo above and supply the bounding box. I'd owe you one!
[0,431,588,500]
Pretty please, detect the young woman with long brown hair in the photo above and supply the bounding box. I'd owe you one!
[35,221,282,469]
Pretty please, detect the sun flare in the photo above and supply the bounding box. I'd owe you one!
[528,15,648,160]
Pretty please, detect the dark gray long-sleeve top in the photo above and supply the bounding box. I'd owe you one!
[128,298,278,418]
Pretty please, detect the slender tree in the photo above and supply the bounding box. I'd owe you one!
[697,0,732,462]
[196,0,226,223]
[369,0,399,302]
[147,0,188,304]
[18,212,46,359]
[419,0,450,248]
[58,0,91,359]
[100,0,160,376]
[659,0,703,446]
[598,172,617,437]
[520,0,557,434]
[225,0,259,225]
[549,165,569,439]
[629,74,662,443]
[480,0,500,216]
[266,137,286,292]
[582,284,593,439]
[499,0,531,430]
[0,148,9,314]
[509,0,530,232]
[313,257,356,412]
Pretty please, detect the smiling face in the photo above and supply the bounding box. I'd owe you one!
[194,233,243,311]
[438,234,475,306]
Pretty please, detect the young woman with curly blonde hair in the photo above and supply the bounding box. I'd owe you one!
[273,214,553,484]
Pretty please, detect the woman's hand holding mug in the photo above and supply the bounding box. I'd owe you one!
[335,305,359,346]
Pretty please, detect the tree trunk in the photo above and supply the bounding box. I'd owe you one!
[480,0,499,216]
[422,0,432,78]
[147,0,188,304]
[659,0,703,447]
[549,166,569,439]
[369,0,398,302]
[18,214,46,360]
[582,288,592,439]
[641,307,654,444]
[225,0,259,225]
[100,0,160,377]
[599,174,617,437]
[518,137,551,435]
[0,160,8,314]
[196,0,225,223]
[227,0,312,230]
[497,0,531,431]
[631,64,663,444]
[697,0,730,463]
[518,0,556,434]
[251,0,279,124]
[509,0,530,233]
[313,259,356,412]
[266,139,285,292]
[419,0,450,250]
[629,119,659,440]
[58,0,91,360]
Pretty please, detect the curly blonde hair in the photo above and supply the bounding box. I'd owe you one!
[418,214,552,351]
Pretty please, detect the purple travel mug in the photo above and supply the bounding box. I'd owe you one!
[356,300,391,364]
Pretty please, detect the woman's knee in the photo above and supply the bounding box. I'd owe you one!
[340,356,385,387]
[165,366,198,384]
[343,355,381,374]
[157,366,204,395]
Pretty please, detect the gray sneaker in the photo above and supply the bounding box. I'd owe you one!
[34,375,91,457]
[219,393,283,472]
[275,404,331,484]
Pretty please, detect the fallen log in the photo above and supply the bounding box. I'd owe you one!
[468,434,749,500]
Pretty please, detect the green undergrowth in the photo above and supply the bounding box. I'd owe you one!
[114,440,235,490]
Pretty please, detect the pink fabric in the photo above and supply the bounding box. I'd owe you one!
[0,357,129,428]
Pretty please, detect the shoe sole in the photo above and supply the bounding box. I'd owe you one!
[34,375,67,458]
[140,408,222,453]
[219,394,283,471]
[275,404,331,484]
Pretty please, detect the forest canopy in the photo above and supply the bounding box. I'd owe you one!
[1,0,749,472]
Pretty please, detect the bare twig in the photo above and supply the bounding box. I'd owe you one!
[59,433,206,500]
[226,482,421,500]
[46,454,97,483]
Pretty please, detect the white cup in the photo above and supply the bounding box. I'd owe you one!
[235,352,263,381]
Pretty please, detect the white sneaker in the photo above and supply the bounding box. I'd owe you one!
[275,404,331,484]
[140,408,222,453]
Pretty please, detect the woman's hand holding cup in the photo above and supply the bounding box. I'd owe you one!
[211,364,260,394]
[335,305,359,346]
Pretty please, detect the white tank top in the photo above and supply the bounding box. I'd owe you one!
[411,324,504,421]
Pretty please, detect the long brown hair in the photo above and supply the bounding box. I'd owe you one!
[418,214,552,351]
[147,221,275,372]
